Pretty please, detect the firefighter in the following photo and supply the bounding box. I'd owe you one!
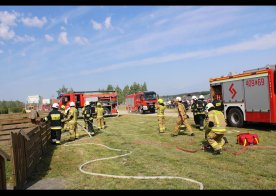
[172,97,194,137]
[83,101,95,135]
[196,95,207,131]
[212,94,224,112]
[191,95,199,128]
[205,103,227,155]
[66,102,79,141]
[95,102,105,129]
[155,98,166,133]
[44,103,64,145]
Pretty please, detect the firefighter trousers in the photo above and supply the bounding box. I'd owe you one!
[172,117,193,136]
[157,116,165,133]
[68,122,79,140]
[51,129,61,143]
[97,117,104,129]
[207,131,225,151]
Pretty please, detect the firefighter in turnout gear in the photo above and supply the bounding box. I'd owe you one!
[95,102,105,129]
[156,98,166,133]
[191,96,199,128]
[172,97,194,137]
[65,102,79,141]
[82,101,95,135]
[44,103,64,144]
[196,95,207,131]
[205,103,227,155]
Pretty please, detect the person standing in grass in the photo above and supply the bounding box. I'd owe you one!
[155,98,166,133]
[44,103,64,145]
[95,102,105,129]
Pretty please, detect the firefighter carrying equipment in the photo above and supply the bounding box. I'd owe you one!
[237,133,259,146]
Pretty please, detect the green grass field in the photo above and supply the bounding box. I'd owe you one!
[5,111,276,189]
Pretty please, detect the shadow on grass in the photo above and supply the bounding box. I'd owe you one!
[22,143,57,189]
[243,122,276,131]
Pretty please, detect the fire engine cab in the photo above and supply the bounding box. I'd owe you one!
[125,91,158,114]
[209,65,276,127]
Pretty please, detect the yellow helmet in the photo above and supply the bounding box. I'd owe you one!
[61,105,65,110]
[97,102,101,106]
[158,99,164,104]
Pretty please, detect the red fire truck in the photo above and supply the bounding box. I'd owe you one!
[57,91,118,116]
[125,91,158,114]
[209,65,276,127]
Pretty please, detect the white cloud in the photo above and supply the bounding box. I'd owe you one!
[0,11,18,26]
[80,31,276,75]
[14,35,35,42]
[60,26,66,31]
[91,20,102,30]
[74,36,89,45]
[104,16,111,29]
[45,34,54,42]
[58,31,69,45]
[0,24,15,40]
[21,16,47,28]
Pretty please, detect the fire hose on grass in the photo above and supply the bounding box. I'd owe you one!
[63,137,204,190]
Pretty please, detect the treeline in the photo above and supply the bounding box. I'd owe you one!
[101,82,148,104]
[161,91,210,100]
[0,100,25,114]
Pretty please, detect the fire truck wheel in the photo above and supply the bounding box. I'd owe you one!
[104,108,110,115]
[138,107,144,114]
[227,108,244,127]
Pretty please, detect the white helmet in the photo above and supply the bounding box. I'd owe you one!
[199,95,204,99]
[52,103,59,109]
[69,102,75,107]
[85,101,90,106]
[192,95,197,100]
[205,103,214,111]
[175,97,182,102]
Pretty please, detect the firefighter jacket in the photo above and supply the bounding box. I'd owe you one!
[195,99,207,115]
[207,110,226,134]
[177,102,187,120]
[83,105,93,121]
[156,104,166,117]
[59,109,66,118]
[212,100,224,112]
[67,107,78,123]
[191,101,198,114]
[45,109,64,130]
[95,107,104,118]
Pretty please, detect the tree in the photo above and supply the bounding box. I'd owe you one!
[107,84,114,91]
[129,82,141,94]
[115,85,123,104]
[142,82,147,91]
[56,85,74,96]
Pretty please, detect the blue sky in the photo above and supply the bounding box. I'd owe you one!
[1,6,276,102]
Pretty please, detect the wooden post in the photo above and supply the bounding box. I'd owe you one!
[0,148,10,190]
